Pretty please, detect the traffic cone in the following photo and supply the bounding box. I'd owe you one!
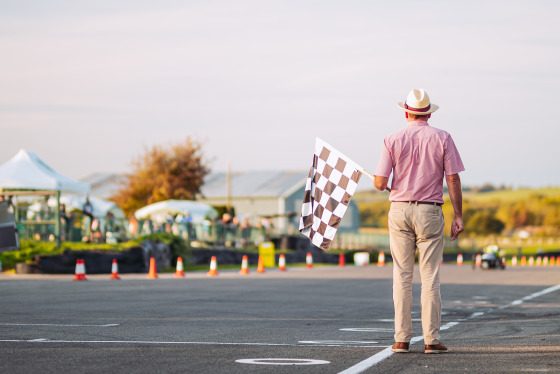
[521,256,527,266]
[73,259,87,281]
[550,256,556,266]
[174,257,185,278]
[557,256,560,266]
[207,256,218,277]
[475,254,482,267]
[543,256,549,266]
[457,253,463,266]
[338,253,346,267]
[536,256,542,266]
[278,254,287,271]
[109,259,121,280]
[528,256,534,266]
[239,255,250,275]
[147,257,158,278]
[377,252,385,267]
[306,252,313,268]
[511,256,517,266]
[257,255,266,273]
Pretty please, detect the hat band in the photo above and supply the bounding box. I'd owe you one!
[405,102,431,112]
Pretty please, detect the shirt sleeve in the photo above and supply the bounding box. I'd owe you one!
[443,134,465,175]
[374,138,393,177]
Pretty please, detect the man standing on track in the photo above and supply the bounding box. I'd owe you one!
[373,88,465,354]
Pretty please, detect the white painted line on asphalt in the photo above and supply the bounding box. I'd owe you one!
[0,339,294,346]
[0,339,378,348]
[337,346,393,374]
[236,358,330,365]
[439,321,459,331]
[505,284,560,308]
[340,328,394,332]
[0,323,120,327]
[338,283,560,374]
[378,319,421,322]
[299,340,380,346]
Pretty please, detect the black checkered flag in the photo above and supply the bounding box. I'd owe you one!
[299,138,368,251]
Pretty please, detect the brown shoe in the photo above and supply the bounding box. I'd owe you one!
[424,342,448,354]
[391,342,410,353]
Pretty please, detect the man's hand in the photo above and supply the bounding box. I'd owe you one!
[450,216,464,241]
[374,175,390,192]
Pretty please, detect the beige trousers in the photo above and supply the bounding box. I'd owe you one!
[388,202,444,345]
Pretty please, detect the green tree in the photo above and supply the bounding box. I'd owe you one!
[464,211,505,236]
[359,201,391,228]
[111,137,211,216]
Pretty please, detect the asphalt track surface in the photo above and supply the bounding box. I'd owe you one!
[1,264,560,373]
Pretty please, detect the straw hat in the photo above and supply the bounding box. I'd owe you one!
[397,89,439,115]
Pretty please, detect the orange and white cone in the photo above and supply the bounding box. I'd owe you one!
[557,256,560,266]
[550,256,556,266]
[338,253,346,267]
[475,254,482,267]
[239,255,250,275]
[528,256,535,266]
[306,253,313,269]
[109,259,121,280]
[174,257,185,278]
[147,257,158,279]
[278,254,287,271]
[521,256,527,266]
[536,256,542,266]
[457,253,463,266]
[207,256,218,277]
[377,252,385,267]
[257,255,266,273]
[543,257,549,266]
[511,256,518,266]
[73,259,87,281]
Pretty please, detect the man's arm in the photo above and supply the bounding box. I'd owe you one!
[446,173,464,240]
[374,175,389,192]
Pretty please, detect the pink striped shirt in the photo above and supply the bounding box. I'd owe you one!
[374,121,464,203]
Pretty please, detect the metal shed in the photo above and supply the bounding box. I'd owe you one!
[197,171,360,235]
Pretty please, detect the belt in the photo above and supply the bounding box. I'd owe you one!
[395,201,443,206]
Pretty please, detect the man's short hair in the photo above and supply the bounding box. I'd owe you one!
[409,113,430,120]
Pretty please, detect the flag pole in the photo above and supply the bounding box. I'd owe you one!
[361,169,375,181]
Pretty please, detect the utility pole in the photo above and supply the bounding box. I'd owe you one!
[226,160,231,214]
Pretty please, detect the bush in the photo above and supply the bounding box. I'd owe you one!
[0,234,190,270]
[131,233,191,265]
[0,240,119,270]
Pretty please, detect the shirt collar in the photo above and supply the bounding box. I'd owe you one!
[407,120,429,127]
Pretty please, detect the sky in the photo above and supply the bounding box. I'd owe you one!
[1,0,559,191]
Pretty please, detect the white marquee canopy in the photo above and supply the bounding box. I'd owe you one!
[135,200,218,223]
[0,149,90,246]
[0,149,89,194]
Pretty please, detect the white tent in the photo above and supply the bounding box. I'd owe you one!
[0,149,89,194]
[0,149,90,246]
[27,195,125,219]
[134,200,219,223]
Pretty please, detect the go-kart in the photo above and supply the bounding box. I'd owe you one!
[480,252,505,270]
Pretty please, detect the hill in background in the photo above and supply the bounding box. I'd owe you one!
[354,186,560,204]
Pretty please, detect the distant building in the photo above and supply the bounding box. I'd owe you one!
[79,171,361,235]
[80,173,127,199]
[198,171,360,234]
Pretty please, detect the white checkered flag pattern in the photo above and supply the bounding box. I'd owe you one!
[299,138,371,251]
